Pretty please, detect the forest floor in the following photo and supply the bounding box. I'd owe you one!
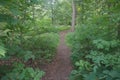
[42,30,73,80]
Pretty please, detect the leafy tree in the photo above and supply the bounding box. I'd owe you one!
[0,0,61,79]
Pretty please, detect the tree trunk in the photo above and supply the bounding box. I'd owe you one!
[51,0,54,25]
[71,0,76,32]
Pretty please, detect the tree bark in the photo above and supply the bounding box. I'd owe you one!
[51,0,54,25]
[71,0,76,32]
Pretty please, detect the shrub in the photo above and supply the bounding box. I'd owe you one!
[36,19,58,33]
[69,39,120,80]
[1,63,45,80]
[66,24,120,80]
[23,32,60,61]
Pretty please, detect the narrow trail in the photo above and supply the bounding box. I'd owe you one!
[42,30,72,80]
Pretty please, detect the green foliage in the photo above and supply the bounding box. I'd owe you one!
[67,25,120,79]
[23,51,35,62]
[23,32,59,61]
[75,60,91,71]
[69,70,83,80]
[0,65,12,78]
[1,63,45,80]
[52,0,72,25]
[67,0,120,80]
[93,39,119,50]
[33,33,59,60]
[69,38,120,80]
[0,42,6,58]
[0,1,61,79]
[0,46,6,57]
[36,19,58,33]
[36,33,59,60]
[56,25,71,31]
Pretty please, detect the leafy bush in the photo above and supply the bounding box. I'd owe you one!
[67,24,120,80]
[23,32,60,61]
[0,14,59,80]
[68,38,120,80]
[1,63,45,80]
[34,32,59,60]
[36,19,58,33]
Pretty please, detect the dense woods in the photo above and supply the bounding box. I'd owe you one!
[0,0,120,80]
[67,0,120,80]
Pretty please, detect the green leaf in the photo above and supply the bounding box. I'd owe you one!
[27,67,35,77]
[84,72,97,80]
[0,45,6,57]
[103,70,120,78]
[34,70,45,80]
[23,51,35,62]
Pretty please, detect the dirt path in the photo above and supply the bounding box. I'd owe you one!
[42,30,72,80]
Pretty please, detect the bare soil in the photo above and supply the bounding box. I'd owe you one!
[42,30,72,80]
